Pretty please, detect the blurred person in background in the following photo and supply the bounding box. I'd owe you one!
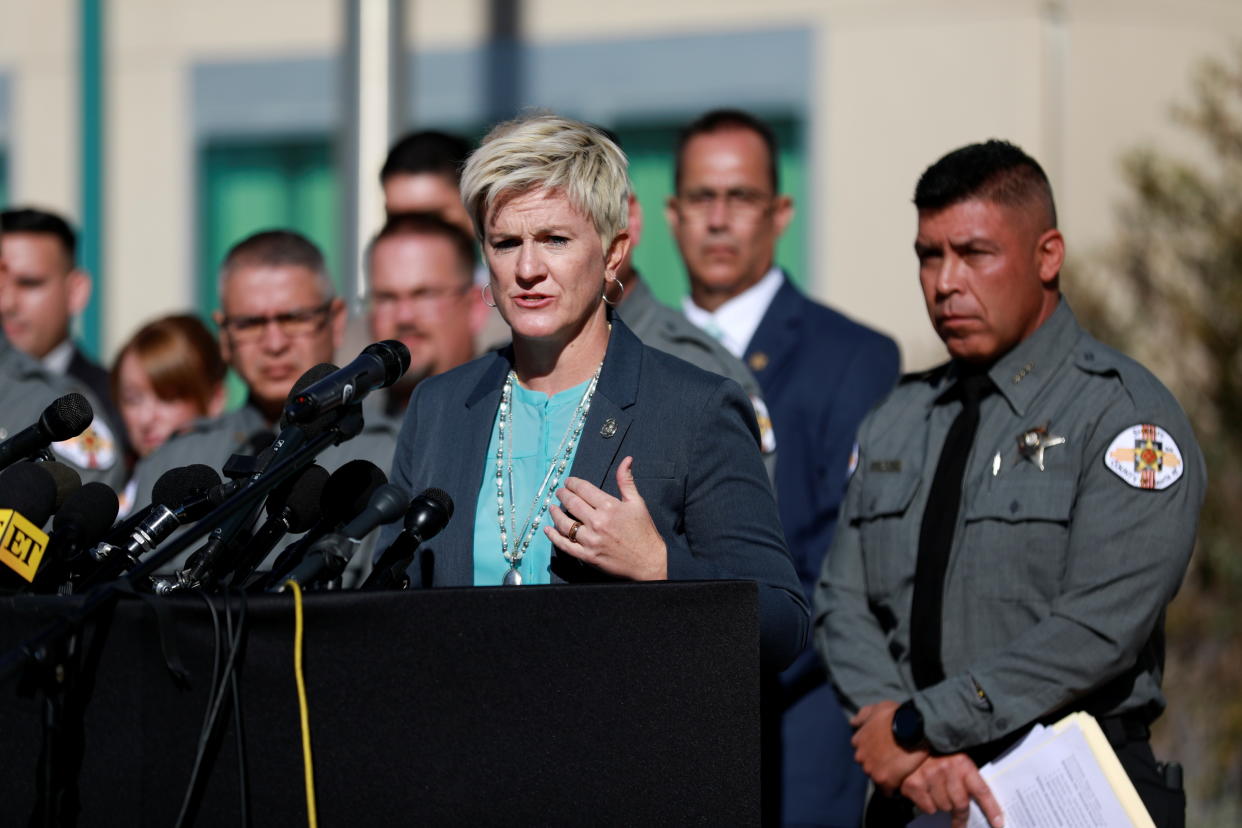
[668,108,900,827]
[382,113,808,669]
[0,207,127,472]
[365,212,488,417]
[609,186,776,482]
[110,314,227,513]
[0,241,124,493]
[131,230,400,580]
[380,129,507,351]
[380,129,475,234]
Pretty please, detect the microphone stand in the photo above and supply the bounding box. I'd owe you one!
[0,406,365,824]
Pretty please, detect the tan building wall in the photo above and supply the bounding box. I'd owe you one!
[1,0,1239,368]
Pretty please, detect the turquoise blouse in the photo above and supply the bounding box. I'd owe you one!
[473,375,594,585]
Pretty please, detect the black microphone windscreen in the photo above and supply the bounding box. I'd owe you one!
[267,463,330,533]
[366,340,412,386]
[53,481,120,541]
[41,392,94,441]
[421,487,454,521]
[152,463,223,509]
[321,460,387,525]
[279,363,339,431]
[0,462,58,526]
[41,461,83,510]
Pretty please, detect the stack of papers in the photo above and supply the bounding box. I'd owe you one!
[908,712,1154,827]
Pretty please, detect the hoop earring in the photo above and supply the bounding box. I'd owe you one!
[602,274,625,307]
[482,283,497,308]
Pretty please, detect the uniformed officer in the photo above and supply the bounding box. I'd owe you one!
[132,230,400,584]
[0,330,125,495]
[0,231,123,496]
[364,211,488,416]
[0,207,129,461]
[815,140,1203,828]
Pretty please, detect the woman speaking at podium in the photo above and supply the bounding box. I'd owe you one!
[382,114,806,669]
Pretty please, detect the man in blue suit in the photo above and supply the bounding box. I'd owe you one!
[668,109,901,827]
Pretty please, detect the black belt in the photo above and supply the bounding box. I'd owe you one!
[1097,715,1151,747]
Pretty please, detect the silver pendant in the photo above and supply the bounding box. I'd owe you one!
[502,567,522,586]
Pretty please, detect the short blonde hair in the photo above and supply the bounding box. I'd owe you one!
[460,114,630,246]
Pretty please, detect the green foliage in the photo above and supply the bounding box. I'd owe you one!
[1066,47,1242,812]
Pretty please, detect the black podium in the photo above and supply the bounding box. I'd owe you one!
[1,581,761,826]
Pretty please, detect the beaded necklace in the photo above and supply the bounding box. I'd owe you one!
[495,364,601,585]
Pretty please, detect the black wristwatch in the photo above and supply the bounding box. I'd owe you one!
[892,699,927,750]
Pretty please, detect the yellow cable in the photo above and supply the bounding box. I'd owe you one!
[288,581,319,828]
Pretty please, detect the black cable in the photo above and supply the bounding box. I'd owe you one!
[176,592,222,827]
[225,588,249,827]
[176,588,249,827]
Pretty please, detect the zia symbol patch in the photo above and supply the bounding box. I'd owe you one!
[1104,423,1184,490]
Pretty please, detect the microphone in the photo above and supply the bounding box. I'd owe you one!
[0,393,93,472]
[33,482,120,590]
[40,461,83,511]
[160,465,246,524]
[362,488,453,590]
[282,341,409,425]
[276,483,410,591]
[235,363,339,480]
[0,463,58,585]
[0,462,58,524]
[83,464,224,581]
[225,463,330,587]
[260,459,389,588]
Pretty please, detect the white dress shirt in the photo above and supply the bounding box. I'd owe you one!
[41,338,75,375]
[682,266,784,359]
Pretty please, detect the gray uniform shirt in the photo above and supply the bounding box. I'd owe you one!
[0,335,126,495]
[132,393,401,585]
[815,300,1205,753]
[616,276,777,483]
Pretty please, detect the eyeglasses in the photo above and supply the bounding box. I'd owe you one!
[219,301,332,342]
[369,285,471,312]
[677,187,775,218]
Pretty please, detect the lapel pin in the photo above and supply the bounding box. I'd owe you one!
[748,352,769,372]
[600,418,617,438]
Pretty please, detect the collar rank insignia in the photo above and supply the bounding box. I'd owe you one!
[1105,423,1184,490]
[1017,424,1065,472]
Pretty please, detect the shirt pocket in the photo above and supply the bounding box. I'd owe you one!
[958,476,1075,604]
[854,471,922,600]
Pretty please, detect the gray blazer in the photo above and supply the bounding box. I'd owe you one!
[383,317,808,670]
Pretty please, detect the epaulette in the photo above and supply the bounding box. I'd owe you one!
[1072,334,1186,415]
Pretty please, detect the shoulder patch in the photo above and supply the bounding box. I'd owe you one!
[1104,424,1184,490]
[750,395,777,455]
[51,418,118,471]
